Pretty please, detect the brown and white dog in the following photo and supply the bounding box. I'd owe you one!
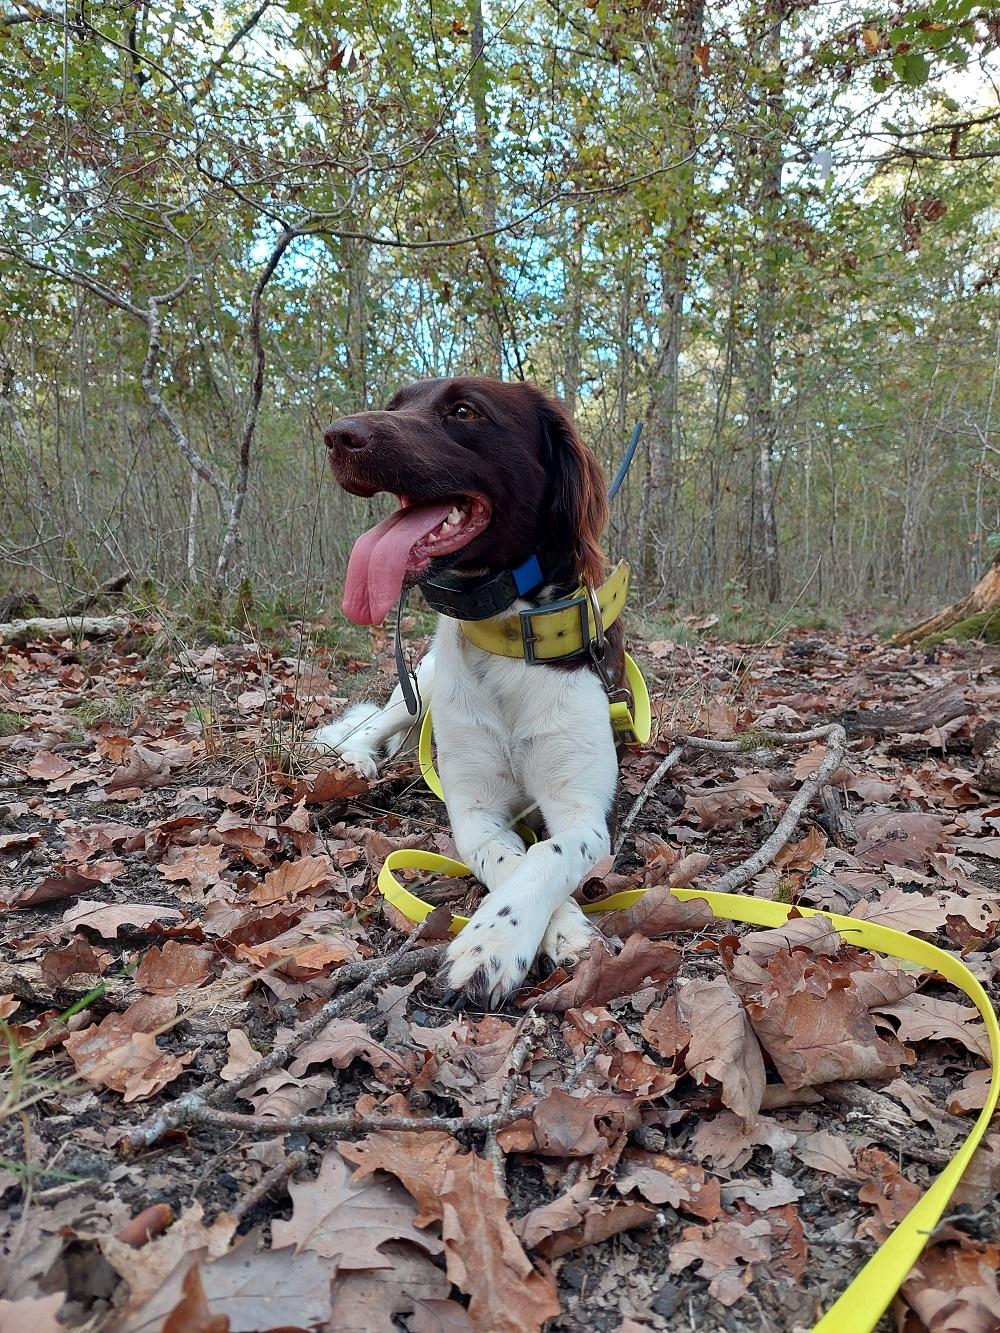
[314,377,624,1006]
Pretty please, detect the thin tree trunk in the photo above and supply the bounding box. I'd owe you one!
[470,0,503,378]
[746,0,785,604]
[563,223,583,412]
[639,0,706,582]
[343,230,370,408]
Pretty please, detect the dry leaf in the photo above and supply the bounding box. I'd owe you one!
[514,1178,654,1258]
[64,995,193,1102]
[743,950,916,1089]
[133,941,215,995]
[340,1132,560,1331]
[617,1152,721,1220]
[271,1148,442,1269]
[527,934,681,1012]
[251,853,336,904]
[669,1215,773,1306]
[679,976,765,1126]
[900,1238,1000,1333]
[597,884,712,940]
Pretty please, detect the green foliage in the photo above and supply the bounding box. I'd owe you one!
[919,610,1000,648]
[0,710,22,737]
[0,0,996,612]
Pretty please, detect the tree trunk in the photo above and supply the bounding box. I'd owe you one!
[470,0,503,378]
[894,548,1000,644]
[746,0,785,605]
[639,0,706,582]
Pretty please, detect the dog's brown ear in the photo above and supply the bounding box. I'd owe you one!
[539,399,608,589]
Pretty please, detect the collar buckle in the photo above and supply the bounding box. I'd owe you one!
[518,591,591,665]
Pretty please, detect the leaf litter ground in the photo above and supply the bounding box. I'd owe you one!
[1,619,999,1332]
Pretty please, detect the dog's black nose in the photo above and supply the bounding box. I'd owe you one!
[325,417,371,453]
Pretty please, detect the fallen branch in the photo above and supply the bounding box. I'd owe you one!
[613,745,685,855]
[709,724,847,894]
[0,614,132,646]
[120,936,443,1153]
[169,1096,542,1140]
[615,723,849,883]
[485,1014,546,1190]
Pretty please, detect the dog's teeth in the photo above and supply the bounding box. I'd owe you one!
[448,506,462,524]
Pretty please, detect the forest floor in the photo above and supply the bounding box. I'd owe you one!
[1,612,999,1333]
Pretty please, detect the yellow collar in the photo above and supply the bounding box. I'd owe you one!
[458,560,630,662]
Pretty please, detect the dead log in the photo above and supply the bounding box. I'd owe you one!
[0,614,131,646]
[63,571,131,616]
[894,549,1000,646]
[832,685,971,738]
[974,721,1000,794]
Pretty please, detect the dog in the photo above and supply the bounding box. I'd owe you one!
[314,376,629,1006]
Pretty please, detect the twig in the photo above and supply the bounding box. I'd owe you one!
[143,1099,539,1139]
[485,1014,546,1190]
[120,937,442,1153]
[231,1149,308,1223]
[613,745,685,855]
[709,725,847,893]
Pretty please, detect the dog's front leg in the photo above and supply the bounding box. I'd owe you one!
[311,652,434,777]
[441,782,613,1007]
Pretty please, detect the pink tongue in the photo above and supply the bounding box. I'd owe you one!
[343,502,454,625]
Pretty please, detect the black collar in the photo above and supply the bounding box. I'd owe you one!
[419,551,568,621]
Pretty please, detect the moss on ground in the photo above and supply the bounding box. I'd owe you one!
[918,609,1000,649]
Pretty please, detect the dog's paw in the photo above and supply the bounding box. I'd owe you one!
[539,899,605,971]
[440,894,548,1009]
[310,705,381,779]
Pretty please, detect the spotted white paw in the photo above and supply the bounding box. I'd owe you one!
[540,899,604,969]
[440,893,550,1008]
[310,705,381,779]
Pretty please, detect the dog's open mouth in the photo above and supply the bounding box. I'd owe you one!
[343,495,492,625]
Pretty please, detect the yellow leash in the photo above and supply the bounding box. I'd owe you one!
[376,853,999,1330]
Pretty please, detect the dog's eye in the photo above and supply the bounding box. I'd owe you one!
[450,403,479,421]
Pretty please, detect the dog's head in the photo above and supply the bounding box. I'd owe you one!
[325,377,607,625]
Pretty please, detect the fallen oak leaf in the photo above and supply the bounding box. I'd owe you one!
[853,811,950,870]
[286,764,370,805]
[873,993,991,1061]
[327,1241,451,1331]
[773,823,827,871]
[741,949,917,1089]
[340,1131,560,1333]
[617,1151,722,1221]
[64,995,193,1102]
[855,1147,921,1242]
[251,853,337,905]
[679,976,765,1126]
[158,844,229,896]
[513,1178,655,1258]
[62,898,183,938]
[6,863,113,909]
[690,1111,797,1171]
[525,934,681,1012]
[161,1264,228,1333]
[133,941,216,996]
[900,1237,1000,1333]
[497,1087,641,1158]
[597,883,712,940]
[668,1214,773,1306]
[790,1130,858,1180]
[289,1017,413,1085]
